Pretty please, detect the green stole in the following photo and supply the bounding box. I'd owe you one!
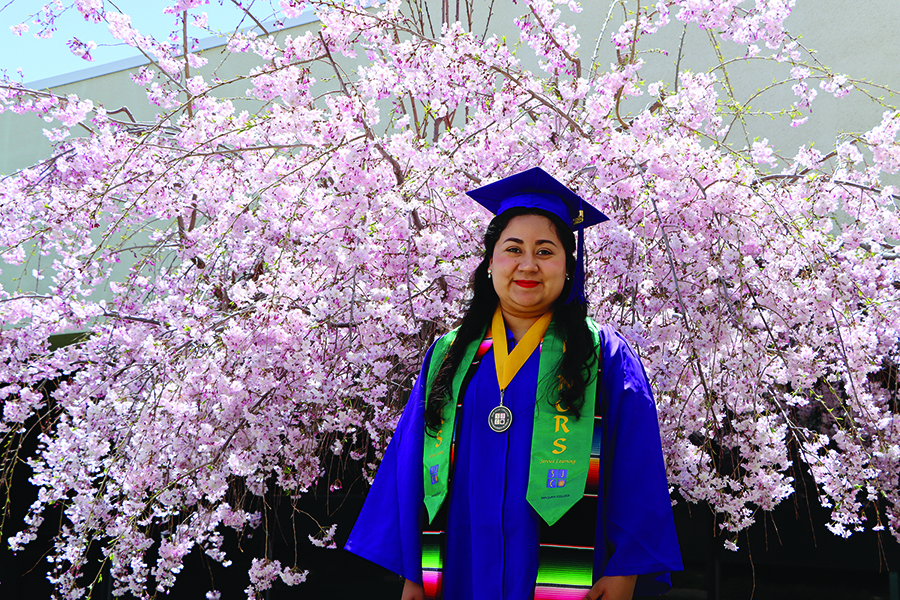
[422,313,599,526]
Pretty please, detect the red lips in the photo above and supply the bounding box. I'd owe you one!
[514,280,540,288]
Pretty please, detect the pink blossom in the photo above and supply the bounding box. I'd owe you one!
[75,0,103,23]
[821,74,853,98]
[750,138,778,167]
[66,37,97,61]
[164,0,209,13]
[107,11,138,45]
[280,0,308,19]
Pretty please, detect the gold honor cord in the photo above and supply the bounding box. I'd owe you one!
[489,306,554,432]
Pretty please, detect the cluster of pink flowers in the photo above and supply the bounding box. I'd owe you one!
[1,0,898,596]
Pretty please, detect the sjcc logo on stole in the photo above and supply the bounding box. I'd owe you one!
[430,464,439,485]
[546,469,567,488]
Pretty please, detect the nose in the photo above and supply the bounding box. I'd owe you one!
[518,255,538,272]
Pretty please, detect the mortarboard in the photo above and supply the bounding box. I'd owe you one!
[465,166,609,304]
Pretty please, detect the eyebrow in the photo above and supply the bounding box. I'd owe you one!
[502,237,559,247]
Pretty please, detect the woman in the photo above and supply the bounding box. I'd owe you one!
[346,168,681,599]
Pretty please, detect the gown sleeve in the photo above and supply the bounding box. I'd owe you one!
[594,326,683,595]
[343,344,432,584]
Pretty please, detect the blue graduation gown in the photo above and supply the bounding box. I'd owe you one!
[345,325,682,597]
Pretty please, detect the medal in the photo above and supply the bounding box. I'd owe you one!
[490,306,553,433]
[488,393,513,432]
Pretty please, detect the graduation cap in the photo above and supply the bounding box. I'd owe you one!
[466,166,609,304]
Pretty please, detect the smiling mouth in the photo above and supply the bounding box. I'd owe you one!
[514,280,540,288]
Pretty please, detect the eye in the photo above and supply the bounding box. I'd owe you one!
[537,248,554,256]
[504,246,522,254]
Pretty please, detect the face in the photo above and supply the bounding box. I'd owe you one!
[489,214,568,320]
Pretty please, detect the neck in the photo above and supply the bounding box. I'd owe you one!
[499,309,545,342]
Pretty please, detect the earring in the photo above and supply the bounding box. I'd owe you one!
[565,273,571,280]
[487,270,492,279]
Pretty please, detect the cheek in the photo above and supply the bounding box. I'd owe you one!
[552,257,567,277]
[491,253,512,272]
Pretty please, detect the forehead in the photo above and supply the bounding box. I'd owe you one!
[499,214,562,243]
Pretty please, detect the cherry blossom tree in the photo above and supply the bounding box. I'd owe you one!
[1,0,898,597]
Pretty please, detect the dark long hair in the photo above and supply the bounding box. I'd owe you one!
[424,207,598,434]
